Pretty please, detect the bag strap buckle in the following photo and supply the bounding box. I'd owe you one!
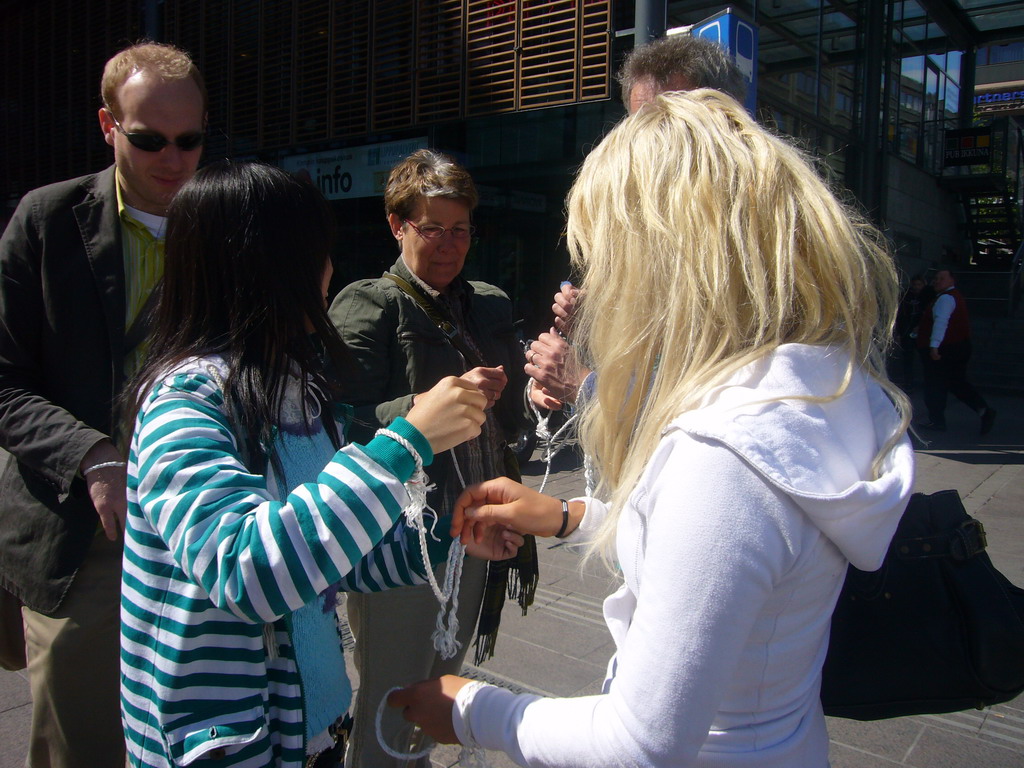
[895,518,988,561]
[950,519,987,561]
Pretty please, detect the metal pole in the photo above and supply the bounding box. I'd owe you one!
[958,46,976,129]
[855,0,885,223]
[634,0,667,47]
[143,0,163,41]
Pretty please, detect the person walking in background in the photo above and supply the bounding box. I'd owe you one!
[0,42,206,768]
[119,161,520,768]
[526,34,747,411]
[329,149,535,767]
[390,89,915,768]
[893,274,931,392]
[916,268,996,435]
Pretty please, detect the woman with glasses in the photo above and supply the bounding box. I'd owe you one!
[329,149,533,768]
[390,91,915,768]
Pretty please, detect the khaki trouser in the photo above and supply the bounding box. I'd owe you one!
[345,556,487,768]
[22,533,125,768]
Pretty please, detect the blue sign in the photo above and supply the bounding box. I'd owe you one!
[691,7,758,115]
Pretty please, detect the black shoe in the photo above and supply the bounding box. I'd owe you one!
[917,421,946,432]
[980,408,997,436]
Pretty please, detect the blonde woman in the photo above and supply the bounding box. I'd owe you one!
[389,90,915,767]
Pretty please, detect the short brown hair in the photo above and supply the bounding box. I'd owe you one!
[619,35,746,106]
[383,149,478,220]
[101,41,206,118]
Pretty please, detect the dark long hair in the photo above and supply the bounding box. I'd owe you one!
[122,160,347,469]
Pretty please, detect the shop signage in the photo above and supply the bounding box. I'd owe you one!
[942,128,992,167]
[974,89,1024,107]
[281,138,428,200]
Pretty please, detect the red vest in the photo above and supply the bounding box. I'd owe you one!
[918,287,970,350]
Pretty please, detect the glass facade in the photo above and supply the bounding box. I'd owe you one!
[2,0,1020,278]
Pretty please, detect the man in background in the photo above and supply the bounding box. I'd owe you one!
[526,34,747,409]
[917,268,997,435]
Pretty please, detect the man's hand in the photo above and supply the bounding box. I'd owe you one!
[552,282,580,335]
[387,675,473,744]
[524,330,588,406]
[930,347,941,361]
[80,440,127,541]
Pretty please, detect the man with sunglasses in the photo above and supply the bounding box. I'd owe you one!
[0,42,205,768]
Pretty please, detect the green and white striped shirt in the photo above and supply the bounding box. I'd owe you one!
[121,355,436,768]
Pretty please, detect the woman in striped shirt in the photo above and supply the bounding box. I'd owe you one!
[119,161,522,768]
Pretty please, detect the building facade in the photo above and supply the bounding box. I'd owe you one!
[2,0,1021,330]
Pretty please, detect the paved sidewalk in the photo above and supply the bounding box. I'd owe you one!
[1,390,1021,767]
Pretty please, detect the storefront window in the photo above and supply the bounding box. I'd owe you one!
[885,0,962,173]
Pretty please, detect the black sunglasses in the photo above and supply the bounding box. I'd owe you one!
[107,111,205,153]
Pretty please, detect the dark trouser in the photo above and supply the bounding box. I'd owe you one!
[898,333,917,388]
[920,340,987,427]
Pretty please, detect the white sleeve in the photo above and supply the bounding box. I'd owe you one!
[929,293,955,348]
[452,435,798,767]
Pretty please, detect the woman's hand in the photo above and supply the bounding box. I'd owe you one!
[451,477,584,543]
[459,366,507,410]
[463,522,523,562]
[387,675,473,744]
[406,377,486,454]
[528,379,564,411]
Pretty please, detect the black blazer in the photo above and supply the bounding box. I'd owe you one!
[0,166,129,612]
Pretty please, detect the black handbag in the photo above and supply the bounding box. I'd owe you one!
[821,489,1024,720]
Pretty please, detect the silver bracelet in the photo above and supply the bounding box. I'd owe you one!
[82,460,126,476]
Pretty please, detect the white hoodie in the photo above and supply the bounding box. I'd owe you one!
[454,344,915,767]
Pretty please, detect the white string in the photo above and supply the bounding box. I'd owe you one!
[372,431,488,764]
[375,687,434,761]
[526,392,579,495]
[584,453,596,497]
[376,429,465,658]
[374,686,489,765]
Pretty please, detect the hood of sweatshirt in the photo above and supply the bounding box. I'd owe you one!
[670,344,914,571]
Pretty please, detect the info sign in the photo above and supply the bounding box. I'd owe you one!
[281,138,428,200]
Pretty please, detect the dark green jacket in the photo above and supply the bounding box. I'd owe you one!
[329,257,529,502]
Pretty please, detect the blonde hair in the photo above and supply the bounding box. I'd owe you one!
[101,41,206,119]
[567,90,909,559]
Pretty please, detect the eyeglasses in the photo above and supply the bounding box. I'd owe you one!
[107,111,205,153]
[404,219,476,241]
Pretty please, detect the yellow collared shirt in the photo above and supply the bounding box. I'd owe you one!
[116,181,166,378]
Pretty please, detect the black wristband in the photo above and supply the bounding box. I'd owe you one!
[555,499,570,538]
